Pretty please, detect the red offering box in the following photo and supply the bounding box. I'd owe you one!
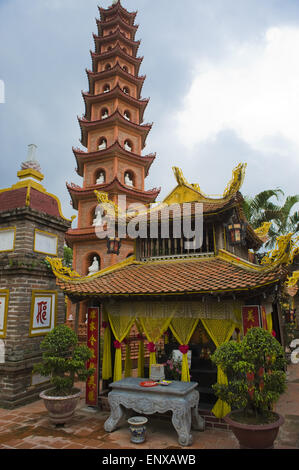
[139,381,158,387]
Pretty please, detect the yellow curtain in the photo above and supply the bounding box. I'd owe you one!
[124,335,132,378]
[169,318,199,382]
[267,313,273,335]
[135,319,145,378]
[102,311,112,380]
[139,316,173,376]
[108,313,136,382]
[201,319,236,419]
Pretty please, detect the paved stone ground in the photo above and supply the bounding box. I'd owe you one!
[0,364,298,450]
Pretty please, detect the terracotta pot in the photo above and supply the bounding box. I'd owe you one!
[40,388,81,425]
[224,410,284,449]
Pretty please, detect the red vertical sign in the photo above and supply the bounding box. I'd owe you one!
[86,307,99,406]
[242,306,261,336]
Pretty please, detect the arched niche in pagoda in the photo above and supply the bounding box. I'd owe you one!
[124,139,133,152]
[95,168,106,185]
[101,107,109,119]
[85,252,101,277]
[124,169,135,187]
[98,137,108,151]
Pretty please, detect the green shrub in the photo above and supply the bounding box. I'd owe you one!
[211,327,287,421]
[34,325,94,396]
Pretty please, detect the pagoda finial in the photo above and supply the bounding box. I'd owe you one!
[18,144,44,181]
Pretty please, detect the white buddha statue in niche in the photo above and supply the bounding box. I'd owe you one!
[88,256,100,276]
[102,110,109,119]
[124,172,133,187]
[98,139,107,151]
[92,207,103,227]
[96,171,105,185]
[124,141,132,152]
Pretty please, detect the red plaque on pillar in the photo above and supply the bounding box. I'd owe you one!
[86,307,99,406]
[242,306,261,336]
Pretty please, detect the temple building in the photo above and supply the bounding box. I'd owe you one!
[65,0,160,336]
[49,161,292,422]
[0,145,71,407]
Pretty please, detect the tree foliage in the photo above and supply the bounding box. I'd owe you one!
[33,325,94,396]
[243,189,299,248]
[211,328,286,420]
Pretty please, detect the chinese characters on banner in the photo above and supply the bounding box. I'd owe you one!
[86,307,99,406]
[242,306,261,336]
[29,291,57,336]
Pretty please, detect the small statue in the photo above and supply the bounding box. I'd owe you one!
[102,110,109,119]
[124,111,130,121]
[98,139,107,151]
[96,172,105,184]
[124,172,133,187]
[92,208,103,226]
[124,141,132,152]
[88,256,100,276]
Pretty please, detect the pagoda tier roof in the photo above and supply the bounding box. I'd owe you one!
[90,45,143,75]
[86,64,146,97]
[53,250,286,299]
[96,16,138,40]
[66,176,161,209]
[78,109,152,149]
[98,2,137,27]
[93,30,140,57]
[73,141,155,177]
[65,227,101,246]
[82,84,149,122]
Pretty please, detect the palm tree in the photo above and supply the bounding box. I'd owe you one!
[243,189,299,249]
[243,189,284,229]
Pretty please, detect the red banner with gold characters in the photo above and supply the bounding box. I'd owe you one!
[242,306,261,336]
[86,307,99,406]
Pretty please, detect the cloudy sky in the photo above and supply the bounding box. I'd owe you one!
[1,0,299,221]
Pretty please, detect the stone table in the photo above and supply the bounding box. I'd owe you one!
[104,378,205,446]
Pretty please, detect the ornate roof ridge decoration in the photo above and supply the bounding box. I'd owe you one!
[94,190,123,218]
[223,163,247,198]
[170,163,247,203]
[254,222,272,242]
[45,257,81,280]
[286,270,299,288]
[48,254,138,283]
[261,233,299,267]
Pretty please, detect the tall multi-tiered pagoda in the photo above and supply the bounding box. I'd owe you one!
[66,0,160,328]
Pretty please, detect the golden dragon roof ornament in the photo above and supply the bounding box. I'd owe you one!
[254,222,272,238]
[172,163,247,200]
[223,163,247,198]
[261,233,299,267]
[45,257,81,280]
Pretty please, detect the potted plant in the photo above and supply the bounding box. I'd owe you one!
[34,324,94,425]
[211,327,287,449]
